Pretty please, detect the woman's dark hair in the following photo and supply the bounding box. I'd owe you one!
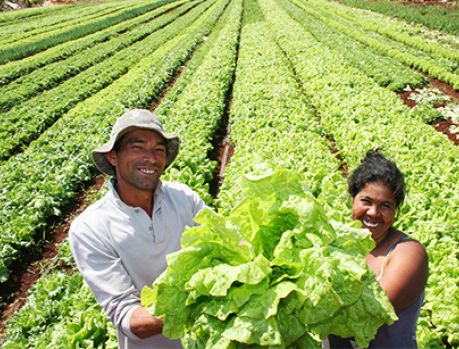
[348,150,405,208]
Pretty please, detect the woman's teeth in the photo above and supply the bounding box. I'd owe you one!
[363,219,379,228]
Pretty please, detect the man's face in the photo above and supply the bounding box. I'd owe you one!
[105,129,167,192]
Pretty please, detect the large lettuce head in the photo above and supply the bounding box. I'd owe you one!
[142,169,397,348]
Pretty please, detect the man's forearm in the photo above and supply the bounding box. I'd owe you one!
[130,306,164,339]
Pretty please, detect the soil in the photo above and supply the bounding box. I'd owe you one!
[433,118,459,145]
[397,73,459,146]
[0,175,105,334]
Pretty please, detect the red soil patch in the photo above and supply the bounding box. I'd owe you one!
[398,73,459,146]
[0,175,105,333]
[426,74,459,100]
[433,118,459,145]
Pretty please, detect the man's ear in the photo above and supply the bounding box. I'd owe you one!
[104,150,118,167]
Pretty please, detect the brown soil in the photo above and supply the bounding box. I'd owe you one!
[209,137,235,199]
[0,175,105,334]
[398,73,459,145]
[326,135,349,176]
[433,118,459,145]
[426,74,459,100]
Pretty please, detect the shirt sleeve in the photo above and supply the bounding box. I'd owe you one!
[69,218,142,340]
[192,189,206,218]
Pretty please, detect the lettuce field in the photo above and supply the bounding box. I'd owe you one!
[0,0,458,347]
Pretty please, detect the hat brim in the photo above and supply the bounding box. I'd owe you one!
[92,126,180,176]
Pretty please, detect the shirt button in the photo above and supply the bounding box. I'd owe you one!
[149,226,153,231]
[134,209,140,213]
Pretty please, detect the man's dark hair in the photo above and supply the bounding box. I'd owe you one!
[348,150,405,208]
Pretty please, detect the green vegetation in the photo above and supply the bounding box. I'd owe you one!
[0,0,457,347]
[335,0,459,35]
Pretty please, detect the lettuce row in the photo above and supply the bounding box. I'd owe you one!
[278,0,426,92]
[309,0,459,63]
[259,0,458,345]
[0,0,138,46]
[0,3,81,24]
[295,0,459,90]
[2,3,241,346]
[0,1,181,85]
[0,0,212,161]
[159,0,243,203]
[216,13,348,221]
[143,170,397,348]
[0,0,190,112]
[0,0,228,285]
[298,0,458,76]
[333,0,458,35]
[0,0,162,65]
[2,271,118,349]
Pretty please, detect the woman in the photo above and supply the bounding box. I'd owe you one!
[327,150,428,349]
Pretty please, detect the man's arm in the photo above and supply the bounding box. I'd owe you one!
[69,218,159,340]
[130,307,163,338]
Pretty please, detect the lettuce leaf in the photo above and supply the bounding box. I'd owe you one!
[142,169,397,347]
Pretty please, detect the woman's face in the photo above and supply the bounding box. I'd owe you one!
[351,181,397,244]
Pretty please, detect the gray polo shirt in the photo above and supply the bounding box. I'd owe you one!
[69,179,205,348]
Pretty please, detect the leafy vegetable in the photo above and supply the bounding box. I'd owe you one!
[142,169,397,348]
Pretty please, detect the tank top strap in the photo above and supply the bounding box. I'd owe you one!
[377,235,414,281]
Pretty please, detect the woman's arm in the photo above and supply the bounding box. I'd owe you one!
[378,241,428,312]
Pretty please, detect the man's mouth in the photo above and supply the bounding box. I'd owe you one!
[138,168,157,175]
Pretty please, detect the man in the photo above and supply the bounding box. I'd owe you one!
[69,109,205,348]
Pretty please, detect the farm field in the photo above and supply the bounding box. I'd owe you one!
[0,0,458,347]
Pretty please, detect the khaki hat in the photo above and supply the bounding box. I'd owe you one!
[92,109,179,176]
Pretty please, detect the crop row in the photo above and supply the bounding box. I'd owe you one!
[308,0,459,63]
[2,1,242,346]
[0,0,164,65]
[0,0,197,112]
[302,0,459,75]
[334,0,459,36]
[293,0,459,90]
[260,0,458,345]
[0,3,76,25]
[0,0,181,85]
[0,0,229,285]
[299,0,458,74]
[159,0,242,202]
[278,0,426,92]
[0,0,136,46]
[219,4,349,220]
[0,0,211,161]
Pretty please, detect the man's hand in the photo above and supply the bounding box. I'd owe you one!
[130,306,164,339]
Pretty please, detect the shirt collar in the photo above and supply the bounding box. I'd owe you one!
[107,178,165,213]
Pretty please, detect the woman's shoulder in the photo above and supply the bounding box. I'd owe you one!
[380,231,428,311]
[391,232,427,259]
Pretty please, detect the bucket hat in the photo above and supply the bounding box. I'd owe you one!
[92,109,179,176]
